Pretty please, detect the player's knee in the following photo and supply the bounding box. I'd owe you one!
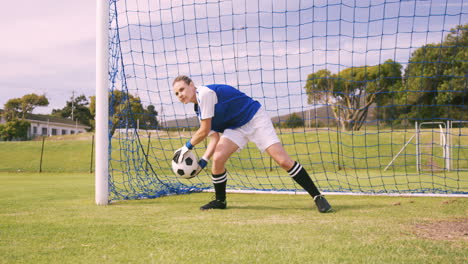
[277,158,294,171]
[212,151,228,167]
[212,156,227,175]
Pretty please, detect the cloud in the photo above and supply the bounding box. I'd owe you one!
[1,0,465,118]
[0,0,95,114]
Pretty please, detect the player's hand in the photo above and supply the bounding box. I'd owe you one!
[193,158,208,176]
[173,140,194,164]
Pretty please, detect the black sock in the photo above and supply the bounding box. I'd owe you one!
[288,161,321,198]
[212,171,227,201]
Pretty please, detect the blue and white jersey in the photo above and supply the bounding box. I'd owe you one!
[194,84,261,133]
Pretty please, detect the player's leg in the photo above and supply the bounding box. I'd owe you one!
[266,142,321,197]
[265,143,332,213]
[200,137,239,210]
[211,137,239,175]
[247,108,332,213]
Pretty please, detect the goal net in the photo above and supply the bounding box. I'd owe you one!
[96,0,467,203]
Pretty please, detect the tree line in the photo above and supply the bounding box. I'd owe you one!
[304,24,467,131]
[0,91,159,141]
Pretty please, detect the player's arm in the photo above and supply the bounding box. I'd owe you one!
[193,131,219,175]
[188,118,212,146]
[173,118,211,164]
[202,131,220,161]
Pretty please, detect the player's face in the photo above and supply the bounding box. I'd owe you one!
[173,80,196,104]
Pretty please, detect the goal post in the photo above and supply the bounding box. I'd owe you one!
[95,0,109,205]
[96,0,468,204]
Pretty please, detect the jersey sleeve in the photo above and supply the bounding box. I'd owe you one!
[197,86,217,120]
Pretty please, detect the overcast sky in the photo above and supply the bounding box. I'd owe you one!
[113,0,466,120]
[0,1,95,114]
[0,0,465,117]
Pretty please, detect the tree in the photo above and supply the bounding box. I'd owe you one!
[138,105,159,129]
[0,120,30,141]
[1,94,47,141]
[90,90,145,135]
[3,94,49,121]
[304,60,402,131]
[398,24,468,122]
[284,113,304,128]
[52,94,93,130]
[3,98,21,121]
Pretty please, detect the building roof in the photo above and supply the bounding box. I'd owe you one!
[0,109,90,128]
[25,113,79,125]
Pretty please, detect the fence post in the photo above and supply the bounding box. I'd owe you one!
[416,121,419,172]
[145,132,151,171]
[39,136,45,173]
[90,134,95,173]
[336,108,342,170]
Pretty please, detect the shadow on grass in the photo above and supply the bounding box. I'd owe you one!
[328,203,392,213]
[227,201,390,213]
[226,204,312,211]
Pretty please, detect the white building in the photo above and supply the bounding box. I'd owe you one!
[0,110,90,139]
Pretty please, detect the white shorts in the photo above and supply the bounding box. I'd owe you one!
[222,107,280,153]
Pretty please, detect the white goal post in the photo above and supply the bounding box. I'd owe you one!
[95,0,109,205]
[94,0,468,203]
[385,121,464,173]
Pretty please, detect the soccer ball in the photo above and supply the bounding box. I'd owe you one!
[171,151,198,179]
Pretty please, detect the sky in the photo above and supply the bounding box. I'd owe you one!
[0,1,96,114]
[0,0,465,118]
[113,0,466,120]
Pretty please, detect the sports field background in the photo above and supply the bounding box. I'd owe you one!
[3,129,465,196]
[0,134,466,263]
[0,171,467,263]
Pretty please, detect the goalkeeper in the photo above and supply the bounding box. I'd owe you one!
[172,75,332,213]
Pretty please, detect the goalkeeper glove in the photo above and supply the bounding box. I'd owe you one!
[193,158,208,176]
[173,140,194,164]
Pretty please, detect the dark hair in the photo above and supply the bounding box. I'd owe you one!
[172,75,193,86]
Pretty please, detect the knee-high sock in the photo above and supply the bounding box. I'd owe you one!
[288,161,321,198]
[212,171,227,201]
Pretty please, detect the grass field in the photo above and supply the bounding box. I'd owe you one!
[2,128,466,174]
[0,134,94,173]
[2,130,466,200]
[0,134,467,263]
[0,172,467,263]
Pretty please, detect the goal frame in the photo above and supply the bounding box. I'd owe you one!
[95,0,109,205]
[94,0,468,205]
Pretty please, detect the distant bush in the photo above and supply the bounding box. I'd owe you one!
[284,113,304,128]
[0,120,30,141]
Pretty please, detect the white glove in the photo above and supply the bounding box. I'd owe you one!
[173,140,194,164]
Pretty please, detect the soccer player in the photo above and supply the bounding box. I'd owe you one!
[172,75,332,213]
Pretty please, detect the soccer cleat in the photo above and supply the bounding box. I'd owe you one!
[314,195,332,213]
[200,199,227,210]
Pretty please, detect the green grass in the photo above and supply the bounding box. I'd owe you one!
[1,129,467,174]
[0,135,93,173]
[0,134,466,263]
[135,128,468,173]
[111,128,467,195]
[0,172,467,263]
[0,130,466,198]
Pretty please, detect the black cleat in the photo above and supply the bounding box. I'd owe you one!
[200,199,227,210]
[314,195,332,213]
